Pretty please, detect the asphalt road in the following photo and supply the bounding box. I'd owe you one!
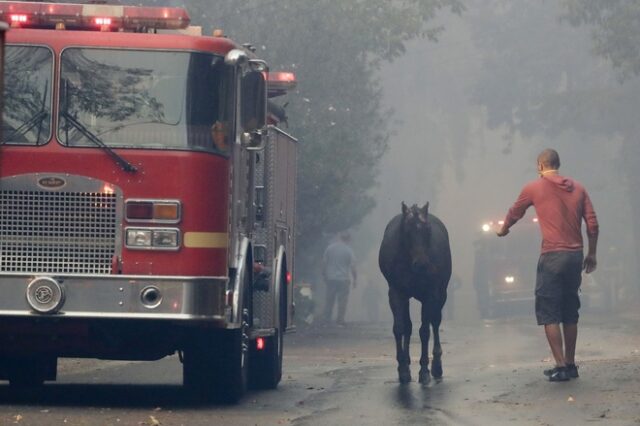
[1,311,639,426]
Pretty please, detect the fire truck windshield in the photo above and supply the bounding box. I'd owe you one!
[58,48,233,154]
[2,46,53,145]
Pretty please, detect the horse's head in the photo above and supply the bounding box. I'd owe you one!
[401,202,432,274]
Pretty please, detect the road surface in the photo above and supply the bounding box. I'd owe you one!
[0,311,639,425]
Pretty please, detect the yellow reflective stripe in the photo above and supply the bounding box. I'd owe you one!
[183,232,228,248]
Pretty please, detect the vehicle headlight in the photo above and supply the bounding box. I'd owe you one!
[127,229,152,247]
[126,228,180,250]
[152,230,179,247]
[504,275,515,284]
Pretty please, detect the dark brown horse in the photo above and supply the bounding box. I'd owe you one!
[379,202,451,384]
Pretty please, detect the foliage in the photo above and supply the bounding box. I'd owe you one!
[129,0,462,278]
[562,0,640,82]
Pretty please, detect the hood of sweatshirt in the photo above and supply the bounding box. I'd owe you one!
[544,174,575,192]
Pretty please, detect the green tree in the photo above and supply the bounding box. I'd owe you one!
[563,0,640,81]
[131,0,462,278]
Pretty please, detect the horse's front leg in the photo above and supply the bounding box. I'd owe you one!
[419,302,431,384]
[430,308,443,379]
[389,288,411,383]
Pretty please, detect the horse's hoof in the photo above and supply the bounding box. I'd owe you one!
[399,374,412,384]
[431,362,443,379]
[398,367,412,384]
[418,368,431,384]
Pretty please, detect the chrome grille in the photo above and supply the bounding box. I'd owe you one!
[0,190,117,274]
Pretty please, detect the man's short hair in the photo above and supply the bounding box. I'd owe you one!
[538,149,560,169]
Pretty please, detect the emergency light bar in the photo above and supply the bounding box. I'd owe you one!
[267,72,297,98]
[0,1,190,31]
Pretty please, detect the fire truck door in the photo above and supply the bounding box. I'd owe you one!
[228,69,266,266]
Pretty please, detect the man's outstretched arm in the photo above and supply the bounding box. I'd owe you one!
[498,186,533,237]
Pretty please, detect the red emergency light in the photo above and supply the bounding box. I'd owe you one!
[267,72,297,98]
[0,1,190,31]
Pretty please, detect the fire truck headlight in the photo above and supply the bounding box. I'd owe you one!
[152,230,179,248]
[127,229,152,247]
[126,228,180,250]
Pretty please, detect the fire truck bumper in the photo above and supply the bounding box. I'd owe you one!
[0,274,228,323]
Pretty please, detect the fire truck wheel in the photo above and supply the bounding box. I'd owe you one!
[183,328,250,403]
[250,276,285,389]
[183,271,252,403]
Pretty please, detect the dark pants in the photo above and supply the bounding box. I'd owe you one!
[323,279,350,323]
[535,251,583,325]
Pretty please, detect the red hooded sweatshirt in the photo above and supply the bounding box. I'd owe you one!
[503,174,599,254]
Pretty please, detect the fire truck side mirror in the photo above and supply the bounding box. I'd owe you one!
[240,71,267,151]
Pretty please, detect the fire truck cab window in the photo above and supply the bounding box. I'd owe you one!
[58,48,233,154]
[2,46,53,145]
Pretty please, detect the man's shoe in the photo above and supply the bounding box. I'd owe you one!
[546,364,579,378]
[546,366,569,382]
[566,364,579,378]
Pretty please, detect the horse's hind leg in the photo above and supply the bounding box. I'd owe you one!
[419,302,431,384]
[430,308,443,379]
[389,288,411,383]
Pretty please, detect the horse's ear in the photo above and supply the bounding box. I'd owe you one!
[418,202,429,223]
[401,202,408,216]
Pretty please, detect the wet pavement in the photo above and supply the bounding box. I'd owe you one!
[0,311,639,425]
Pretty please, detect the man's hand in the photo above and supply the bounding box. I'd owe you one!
[496,227,510,237]
[583,254,597,274]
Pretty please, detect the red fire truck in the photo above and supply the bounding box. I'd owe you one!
[0,1,297,402]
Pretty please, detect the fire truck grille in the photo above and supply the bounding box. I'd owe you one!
[0,191,118,274]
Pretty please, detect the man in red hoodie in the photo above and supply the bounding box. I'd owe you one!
[497,149,599,382]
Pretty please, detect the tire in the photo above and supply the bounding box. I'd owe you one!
[183,270,252,403]
[183,326,251,403]
[218,308,251,403]
[250,267,285,389]
[250,327,283,390]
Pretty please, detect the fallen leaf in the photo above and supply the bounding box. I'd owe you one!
[14,415,23,423]
[149,415,161,426]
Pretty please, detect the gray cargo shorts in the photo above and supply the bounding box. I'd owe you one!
[535,251,583,325]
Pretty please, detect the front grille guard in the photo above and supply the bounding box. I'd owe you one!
[0,174,122,275]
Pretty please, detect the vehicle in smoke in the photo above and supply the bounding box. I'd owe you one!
[473,217,614,318]
[0,1,297,403]
[473,218,539,318]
